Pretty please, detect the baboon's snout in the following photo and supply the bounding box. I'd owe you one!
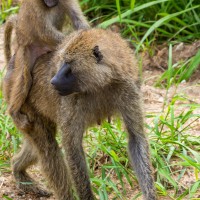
[50,63,80,96]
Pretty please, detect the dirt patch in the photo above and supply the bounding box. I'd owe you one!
[142,40,200,71]
[0,169,56,200]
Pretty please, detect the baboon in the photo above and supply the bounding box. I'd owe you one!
[4,29,157,200]
[3,0,89,131]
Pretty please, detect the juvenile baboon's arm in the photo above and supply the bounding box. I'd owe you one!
[37,22,65,47]
[119,87,157,200]
[61,0,90,29]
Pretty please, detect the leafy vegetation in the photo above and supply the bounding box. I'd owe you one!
[0,0,200,199]
[85,96,200,199]
[0,0,18,24]
[82,0,200,49]
[156,46,200,87]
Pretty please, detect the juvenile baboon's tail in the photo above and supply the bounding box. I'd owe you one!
[4,14,18,65]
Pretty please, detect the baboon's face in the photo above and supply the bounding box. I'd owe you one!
[43,0,59,7]
[51,30,115,96]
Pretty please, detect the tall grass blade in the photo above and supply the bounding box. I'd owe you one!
[136,5,200,51]
[98,0,169,28]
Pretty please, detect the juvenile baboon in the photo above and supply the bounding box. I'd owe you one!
[4,29,156,200]
[4,0,89,131]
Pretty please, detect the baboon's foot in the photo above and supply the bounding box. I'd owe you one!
[18,183,52,197]
[17,183,52,197]
[14,171,51,197]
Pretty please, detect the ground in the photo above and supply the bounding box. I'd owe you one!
[0,24,199,199]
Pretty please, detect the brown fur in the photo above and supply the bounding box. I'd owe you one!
[3,0,90,131]
[4,29,156,200]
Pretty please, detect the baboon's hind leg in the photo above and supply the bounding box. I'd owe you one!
[8,47,33,131]
[25,116,74,200]
[12,138,51,197]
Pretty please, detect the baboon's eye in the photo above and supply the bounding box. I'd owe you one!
[93,46,103,63]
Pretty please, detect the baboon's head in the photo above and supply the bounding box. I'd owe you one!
[51,29,138,96]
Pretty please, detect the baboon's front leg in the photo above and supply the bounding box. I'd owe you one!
[25,118,74,200]
[120,89,157,200]
[61,111,94,200]
[12,138,51,197]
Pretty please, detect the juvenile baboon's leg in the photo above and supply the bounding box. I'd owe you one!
[61,109,94,200]
[8,46,33,131]
[25,116,74,200]
[12,138,51,197]
[120,89,157,200]
[3,55,15,103]
[61,0,90,29]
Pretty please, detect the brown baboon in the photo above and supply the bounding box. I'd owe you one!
[3,0,89,131]
[4,29,156,200]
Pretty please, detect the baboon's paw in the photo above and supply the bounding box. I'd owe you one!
[17,183,52,197]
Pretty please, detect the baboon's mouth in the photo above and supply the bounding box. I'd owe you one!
[51,84,72,96]
[52,85,79,96]
[57,90,74,96]
[44,0,59,8]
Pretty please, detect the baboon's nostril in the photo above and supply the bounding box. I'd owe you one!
[50,77,57,85]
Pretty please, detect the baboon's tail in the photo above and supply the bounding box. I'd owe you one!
[4,14,18,65]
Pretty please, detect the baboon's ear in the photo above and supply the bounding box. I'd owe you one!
[43,0,59,7]
[93,46,103,63]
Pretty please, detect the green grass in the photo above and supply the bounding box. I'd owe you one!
[83,91,200,199]
[82,0,200,50]
[156,48,200,88]
[0,0,18,23]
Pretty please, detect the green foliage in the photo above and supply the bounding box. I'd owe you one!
[83,92,200,199]
[82,0,200,50]
[148,96,200,199]
[0,0,18,24]
[156,49,200,88]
